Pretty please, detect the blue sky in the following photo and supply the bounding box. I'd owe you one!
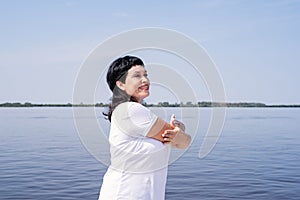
[1,0,299,104]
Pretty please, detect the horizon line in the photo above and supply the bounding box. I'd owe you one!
[1,101,300,108]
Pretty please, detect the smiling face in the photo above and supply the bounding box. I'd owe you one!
[116,65,150,103]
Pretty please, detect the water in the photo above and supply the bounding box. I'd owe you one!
[0,108,299,199]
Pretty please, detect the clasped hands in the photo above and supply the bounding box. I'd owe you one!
[162,114,191,149]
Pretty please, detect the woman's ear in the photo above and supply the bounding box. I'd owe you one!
[116,81,125,91]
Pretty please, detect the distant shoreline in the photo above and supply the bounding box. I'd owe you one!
[1,102,300,108]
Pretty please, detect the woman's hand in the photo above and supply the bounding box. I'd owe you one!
[162,114,191,149]
[170,114,185,132]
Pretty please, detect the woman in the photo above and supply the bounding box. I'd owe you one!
[99,55,191,200]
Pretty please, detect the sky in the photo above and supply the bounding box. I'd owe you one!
[1,0,299,105]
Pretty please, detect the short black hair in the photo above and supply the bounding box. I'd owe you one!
[103,55,144,121]
[106,56,144,91]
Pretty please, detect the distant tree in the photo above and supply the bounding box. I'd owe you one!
[24,102,32,107]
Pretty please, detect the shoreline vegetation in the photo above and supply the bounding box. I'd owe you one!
[0,102,300,108]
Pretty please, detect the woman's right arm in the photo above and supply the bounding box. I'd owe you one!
[146,117,173,142]
[146,115,191,149]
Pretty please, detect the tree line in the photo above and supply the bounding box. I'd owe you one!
[1,101,300,108]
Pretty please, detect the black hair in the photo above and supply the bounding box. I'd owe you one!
[103,55,144,121]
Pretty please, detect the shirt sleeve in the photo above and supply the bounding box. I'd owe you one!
[113,102,158,137]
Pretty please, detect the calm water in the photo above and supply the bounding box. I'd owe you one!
[0,107,299,199]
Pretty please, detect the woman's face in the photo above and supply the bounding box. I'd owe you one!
[117,65,150,103]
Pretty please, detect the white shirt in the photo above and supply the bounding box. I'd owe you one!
[99,102,170,200]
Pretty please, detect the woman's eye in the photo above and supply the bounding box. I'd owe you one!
[132,73,148,78]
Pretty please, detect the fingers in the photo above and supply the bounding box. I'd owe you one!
[163,129,177,134]
[162,129,177,143]
[172,119,186,132]
[170,114,176,127]
[163,137,172,143]
[162,134,173,143]
[171,114,175,119]
[173,120,181,127]
[162,131,174,137]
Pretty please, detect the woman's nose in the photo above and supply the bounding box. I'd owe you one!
[141,76,149,83]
